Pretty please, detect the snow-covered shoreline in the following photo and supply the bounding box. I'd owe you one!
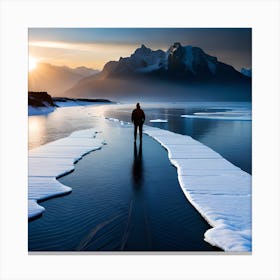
[28,100,114,116]
[28,129,104,220]
[144,126,251,252]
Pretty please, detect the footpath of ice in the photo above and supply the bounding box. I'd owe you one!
[144,125,252,252]
[28,129,104,220]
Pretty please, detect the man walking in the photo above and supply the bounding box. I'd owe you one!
[131,103,145,142]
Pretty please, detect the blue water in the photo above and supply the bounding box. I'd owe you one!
[101,102,252,174]
[29,102,251,174]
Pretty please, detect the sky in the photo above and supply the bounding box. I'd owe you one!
[29,28,251,71]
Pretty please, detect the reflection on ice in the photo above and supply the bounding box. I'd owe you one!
[29,116,48,147]
[132,142,143,186]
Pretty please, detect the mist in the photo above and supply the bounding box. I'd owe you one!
[63,77,251,103]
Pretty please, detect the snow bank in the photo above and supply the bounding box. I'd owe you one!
[144,126,252,252]
[105,117,120,122]
[105,117,131,127]
[28,128,104,220]
[181,110,252,121]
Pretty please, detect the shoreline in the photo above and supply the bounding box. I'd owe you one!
[28,99,115,116]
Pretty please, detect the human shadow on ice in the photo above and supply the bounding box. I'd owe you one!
[132,142,143,187]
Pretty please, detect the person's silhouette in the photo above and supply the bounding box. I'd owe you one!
[131,103,145,142]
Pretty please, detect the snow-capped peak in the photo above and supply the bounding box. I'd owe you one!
[102,42,243,80]
[133,44,152,56]
[123,44,166,73]
[167,43,218,75]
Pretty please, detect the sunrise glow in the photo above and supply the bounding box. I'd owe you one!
[29,56,37,72]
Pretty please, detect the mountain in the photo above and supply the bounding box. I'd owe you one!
[101,44,167,77]
[99,43,248,82]
[64,43,251,101]
[241,68,252,77]
[62,66,99,77]
[28,63,99,96]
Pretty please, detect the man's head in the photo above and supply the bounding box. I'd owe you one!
[136,103,140,109]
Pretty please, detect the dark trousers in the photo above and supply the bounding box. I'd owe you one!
[134,123,143,141]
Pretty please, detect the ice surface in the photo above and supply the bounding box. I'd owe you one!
[54,101,102,107]
[144,125,251,252]
[28,128,104,220]
[28,101,104,116]
[28,105,55,116]
[28,200,45,219]
[181,110,252,121]
[105,117,120,122]
[105,117,132,127]
[149,119,168,123]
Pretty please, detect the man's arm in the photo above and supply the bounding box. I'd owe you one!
[131,110,134,123]
[142,111,145,123]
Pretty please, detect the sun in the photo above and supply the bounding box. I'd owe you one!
[29,56,37,72]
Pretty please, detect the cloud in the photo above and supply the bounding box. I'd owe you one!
[28,40,140,70]
[29,41,102,52]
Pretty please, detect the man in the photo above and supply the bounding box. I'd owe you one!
[131,103,145,142]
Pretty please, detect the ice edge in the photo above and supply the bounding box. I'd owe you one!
[28,128,104,220]
[143,125,252,252]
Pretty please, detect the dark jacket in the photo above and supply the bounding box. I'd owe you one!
[131,108,145,125]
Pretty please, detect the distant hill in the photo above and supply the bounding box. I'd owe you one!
[61,65,99,77]
[64,43,251,101]
[28,91,55,107]
[28,63,99,96]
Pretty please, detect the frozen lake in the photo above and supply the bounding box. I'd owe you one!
[28,101,251,251]
[29,102,251,174]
